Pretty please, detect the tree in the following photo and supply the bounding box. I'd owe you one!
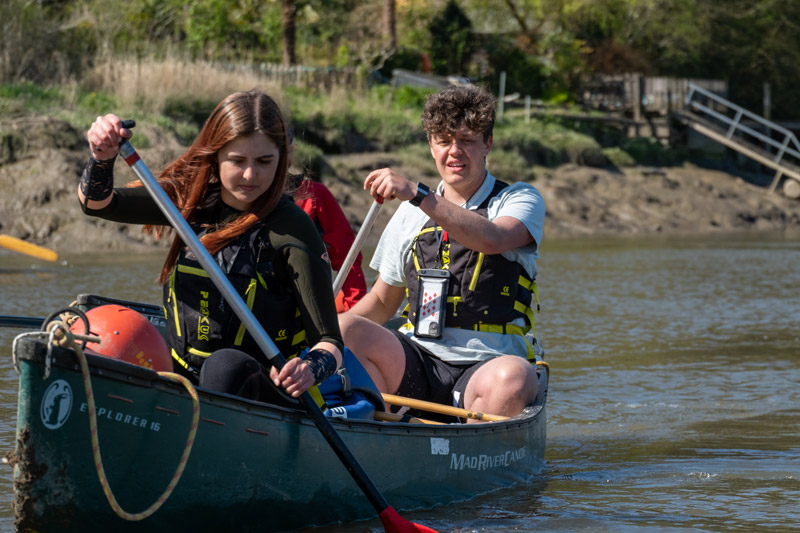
[428,0,475,75]
[384,0,397,52]
[282,0,297,65]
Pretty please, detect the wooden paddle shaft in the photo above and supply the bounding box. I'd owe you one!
[381,393,509,422]
[0,235,58,262]
[332,199,382,296]
[373,411,443,425]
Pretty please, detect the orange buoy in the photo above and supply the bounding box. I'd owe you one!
[72,304,172,372]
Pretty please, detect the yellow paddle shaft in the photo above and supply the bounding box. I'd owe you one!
[373,411,444,425]
[0,235,58,262]
[381,393,509,422]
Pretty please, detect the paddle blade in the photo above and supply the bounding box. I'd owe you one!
[379,506,439,533]
[0,235,58,262]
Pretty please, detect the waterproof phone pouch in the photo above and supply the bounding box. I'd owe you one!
[414,269,450,338]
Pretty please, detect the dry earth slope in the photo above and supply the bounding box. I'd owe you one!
[2,115,799,260]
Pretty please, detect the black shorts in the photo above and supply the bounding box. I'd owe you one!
[391,330,492,421]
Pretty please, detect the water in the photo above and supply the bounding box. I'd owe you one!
[2,232,799,532]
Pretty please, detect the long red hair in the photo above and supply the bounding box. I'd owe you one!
[138,90,291,283]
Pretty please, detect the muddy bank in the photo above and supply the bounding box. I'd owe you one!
[2,115,799,259]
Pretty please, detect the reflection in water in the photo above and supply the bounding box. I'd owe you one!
[1,233,799,531]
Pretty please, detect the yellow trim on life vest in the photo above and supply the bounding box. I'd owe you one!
[468,253,484,291]
[168,270,181,338]
[292,330,307,346]
[234,278,258,345]
[400,321,537,361]
[187,346,212,357]
[308,385,325,408]
[171,348,190,370]
[447,296,462,317]
[516,275,539,310]
[171,348,205,374]
[412,226,444,272]
[176,264,209,277]
[513,300,537,334]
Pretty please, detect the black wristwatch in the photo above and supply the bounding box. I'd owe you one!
[409,182,430,207]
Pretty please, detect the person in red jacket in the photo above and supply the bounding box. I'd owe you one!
[294,177,367,312]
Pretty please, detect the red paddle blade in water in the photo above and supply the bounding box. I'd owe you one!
[379,506,439,533]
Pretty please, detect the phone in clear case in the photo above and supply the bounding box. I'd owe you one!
[414,269,450,338]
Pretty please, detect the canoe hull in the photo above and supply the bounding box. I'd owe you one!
[11,336,547,532]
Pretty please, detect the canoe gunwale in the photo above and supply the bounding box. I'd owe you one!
[12,335,547,436]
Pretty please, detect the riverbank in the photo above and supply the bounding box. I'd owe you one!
[2,115,800,258]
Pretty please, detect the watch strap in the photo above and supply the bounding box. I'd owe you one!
[409,182,430,207]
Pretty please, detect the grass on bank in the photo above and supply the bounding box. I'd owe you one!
[0,56,680,179]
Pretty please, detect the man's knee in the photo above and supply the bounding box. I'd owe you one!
[471,357,537,400]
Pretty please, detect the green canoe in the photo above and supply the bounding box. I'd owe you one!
[9,299,548,532]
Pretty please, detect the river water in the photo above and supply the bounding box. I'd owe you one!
[1,231,798,532]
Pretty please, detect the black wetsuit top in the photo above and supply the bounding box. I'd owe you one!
[81,184,344,356]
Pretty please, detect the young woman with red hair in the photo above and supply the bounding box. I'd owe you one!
[78,90,343,405]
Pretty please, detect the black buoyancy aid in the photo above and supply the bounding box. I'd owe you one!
[403,180,538,344]
[164,224,307,374]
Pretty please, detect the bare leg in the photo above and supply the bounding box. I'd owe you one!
[338,313,406,394]
[463,356,537,423]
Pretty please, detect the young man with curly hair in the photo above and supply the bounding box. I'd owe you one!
[339,84,545,422]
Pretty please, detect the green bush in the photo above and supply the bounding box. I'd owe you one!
[0,82,63,113]
[287,87,424,153]
[162,97,218,128]
[487,149,536,182]
[620,137,675,166]
[77,91,118,113]
[603,146,636,167]
[494,119,605,167]
[390,85,436,109]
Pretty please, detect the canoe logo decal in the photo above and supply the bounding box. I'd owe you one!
[40,379,73,430]
[449,446,528,471]
[430,437,450,455]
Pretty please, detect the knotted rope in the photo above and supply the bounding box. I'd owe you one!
[14,317,200,521]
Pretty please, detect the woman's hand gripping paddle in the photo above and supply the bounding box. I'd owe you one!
[116,120,438,533]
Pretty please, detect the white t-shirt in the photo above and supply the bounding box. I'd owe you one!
[370,172,545,363]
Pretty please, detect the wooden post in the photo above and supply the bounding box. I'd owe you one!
[524,95,531,124]
[498,71,506,120]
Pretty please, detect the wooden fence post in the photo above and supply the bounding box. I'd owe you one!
[498,71,506,120]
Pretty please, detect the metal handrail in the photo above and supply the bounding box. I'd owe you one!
[685,83,800,165]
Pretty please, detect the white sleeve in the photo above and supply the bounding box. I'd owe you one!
[369,202,427,287]
[490,182,546,278]
[494,182,545,248]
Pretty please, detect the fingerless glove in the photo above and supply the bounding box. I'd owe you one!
[79,155,117,207]
[303,348,338,386]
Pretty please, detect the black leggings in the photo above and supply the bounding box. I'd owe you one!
[199,348,299,406]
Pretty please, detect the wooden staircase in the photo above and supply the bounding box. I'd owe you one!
[673,83,800,198]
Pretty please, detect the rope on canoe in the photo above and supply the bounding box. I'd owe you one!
[41,319,201,521]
